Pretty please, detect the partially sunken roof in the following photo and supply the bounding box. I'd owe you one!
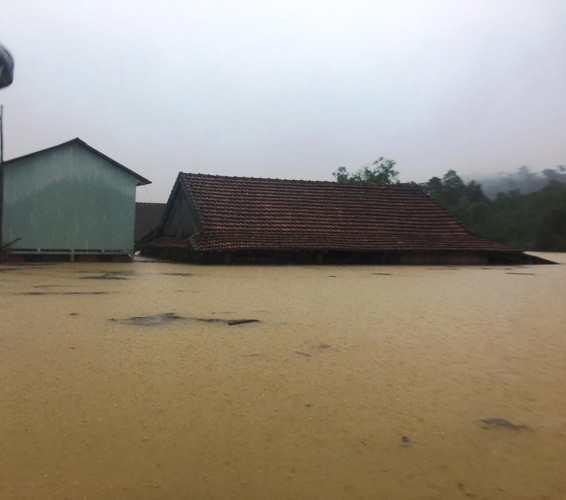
[176,173,515,254]
[135,202,166,243]
[3,138,151,186]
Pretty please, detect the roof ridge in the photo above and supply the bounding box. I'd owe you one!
[180,172,417,188]
[4,138,151,186]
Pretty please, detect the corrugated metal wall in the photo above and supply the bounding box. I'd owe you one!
[2,142,138,251]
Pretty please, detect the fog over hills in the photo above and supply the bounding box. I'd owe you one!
[467,165,566,198]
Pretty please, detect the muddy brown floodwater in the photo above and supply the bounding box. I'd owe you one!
[1,254,565,499]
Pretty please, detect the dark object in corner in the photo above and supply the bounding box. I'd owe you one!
[0,44,14,89]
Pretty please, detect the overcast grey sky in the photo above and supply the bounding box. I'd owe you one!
[1,0,565,202]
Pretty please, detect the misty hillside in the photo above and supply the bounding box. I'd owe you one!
[471,166,566,199]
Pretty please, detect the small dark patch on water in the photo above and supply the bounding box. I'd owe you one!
[319,344,331,349]
[0,267,18,272]
[295,351,311,357]
[21,291,108,296]
[506,272,536,276]
[400,436,411,447]
[329,275,337,278]
[69,312,79,316]
[227,319,260,326]
[242,353,261,357]
[161,272,193,277]
[194,317,260,326]
[480,418,529,430]
[80,274,128,280]
[116,312,185,326]
[373,272,392,276]
[114,313,260,327]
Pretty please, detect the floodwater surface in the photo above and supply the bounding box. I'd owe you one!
[0,254,565,499]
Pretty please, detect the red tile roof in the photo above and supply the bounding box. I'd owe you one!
[176,174,514,254]
[144,235,188,249]
[135,202,166,243]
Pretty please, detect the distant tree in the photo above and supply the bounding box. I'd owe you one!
[420,169,491,235]
[466,180,487,203]
[333,157,399,185]
[421,170,487,207]
[536,206,566,251]
[542,166,566,184]
[441,170,466,205]
[333,166,350,183]
[420,176,443,201]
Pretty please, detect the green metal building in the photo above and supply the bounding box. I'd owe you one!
[1,138,150,262]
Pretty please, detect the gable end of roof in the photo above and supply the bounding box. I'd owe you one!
[3,138,151,186]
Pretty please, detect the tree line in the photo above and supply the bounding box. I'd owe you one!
[333,160,566,251]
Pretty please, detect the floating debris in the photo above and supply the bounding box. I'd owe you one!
[295,351,311,357]
[227,319,259,326]
[373,273,392,276]
[194,317,259,326]
[480,418,528,430]
[113,313,259,327]
[506,272,536,276]
[118,313,185,326]
[319,344,331,349]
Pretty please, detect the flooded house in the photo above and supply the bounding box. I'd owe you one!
[0,138,150,262]
[140,172,533,265]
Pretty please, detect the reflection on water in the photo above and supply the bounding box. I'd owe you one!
[0,254,565,499]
